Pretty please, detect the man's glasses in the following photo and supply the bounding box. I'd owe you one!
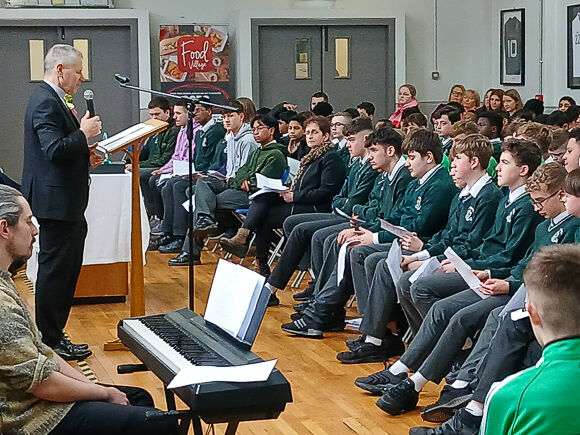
[330,122,345,128]
[531,190,560,210]
[252,126,270,132]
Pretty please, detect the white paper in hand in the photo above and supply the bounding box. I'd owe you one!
[443,247,488,299]
[337,240,357,285]
[173,159,191,176]
[379,219,412,238]
[385,240,403,284]
[409,257,441,284]
[255,173,287,191]
[168,359,277,389]
[182,199,195,212]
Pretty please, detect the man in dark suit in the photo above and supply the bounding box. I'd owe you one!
[21,44,102,361]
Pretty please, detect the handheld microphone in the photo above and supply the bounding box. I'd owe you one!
[114,74,131,84]
[83,89,95,117]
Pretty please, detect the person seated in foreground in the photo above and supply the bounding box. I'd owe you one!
[0,185,175,435]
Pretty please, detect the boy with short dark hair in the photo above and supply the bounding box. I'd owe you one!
[476,111,503,161]
[563,128,580,172]
[357,101,376,119]
[547,128,569,165]
[433,105,462,154]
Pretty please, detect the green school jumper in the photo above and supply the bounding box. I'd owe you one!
[193,120,226,172]
[464,189,543,270]
[422,177,503,260]
[332,156,378,215]
[356,160,413,232]
[482,337,580,435]
[489,213,580,294]
[376,165,457,243]
[333,139,351,168]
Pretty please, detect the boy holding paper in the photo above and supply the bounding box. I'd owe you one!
[359,161,561,419]
[281,129,456,337]
[409,164,580,434]
[338,134,502,363]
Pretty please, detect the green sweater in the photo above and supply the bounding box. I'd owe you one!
[229,141,288,192]
[332,156,378,215]
[465,191,543,270]
[482,337,580,435]
[377,165,457,243]
[193,120,226,172]
[491,213,580,294]
[357,163,413,232]
[425,179,503,260]
[333,140,351,168]
[0,270,73,434]
[140,119,180,168]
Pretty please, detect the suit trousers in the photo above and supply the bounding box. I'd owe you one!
[194,177,249,223]
[399,289,510,384]
[310,222,350,286]
[36,218,87,347]
[48,385,176,435]
[161,176,190,237]
[267,213,346,290]
[139,167,159,218]
[396,270,424,335]
[145,173,165,219]
[349,244,392,315]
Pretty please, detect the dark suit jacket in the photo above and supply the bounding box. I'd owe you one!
[21,81,90,221]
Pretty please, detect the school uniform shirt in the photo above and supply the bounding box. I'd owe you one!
[355,156,412,230]
[464,185,543,270]
[332,137,351,168]
[374,164,457,244]
[193,118,226,172]
[332,154,378,216]
[416,174,503,261]
[488,211,580,295]
[441,137,453,155]
[481,337,580,435]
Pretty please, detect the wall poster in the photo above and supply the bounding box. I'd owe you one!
[500,9,525,86]
[568,5,580,88]
[159,24,233,106]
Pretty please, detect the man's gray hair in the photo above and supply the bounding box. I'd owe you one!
[0,185,23,226]
[44,44,83,74]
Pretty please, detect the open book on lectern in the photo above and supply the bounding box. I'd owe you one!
[95,118,168,154]
[203,259,269,348]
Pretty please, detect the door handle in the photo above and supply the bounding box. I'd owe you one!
[58,26,66,41]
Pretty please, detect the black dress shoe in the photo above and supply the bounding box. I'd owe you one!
[168,252,201,266]
[147,234,172,251]
[192,219,222,239]
[53,339,92,361]
[159,237,185,254]
[61,336,89,351]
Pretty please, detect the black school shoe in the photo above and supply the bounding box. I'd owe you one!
[159,237,185,254]
[354,367,408,395]
[338,334,405,364]
[293,283,314,301]
[168,252,201,266]
[346,334,365,350]
[421,385,473,423]
[281,316,323,338]
[376,378,419,415]
[293,300,312,312]
[410,408,481,435]
[267,292,280,307]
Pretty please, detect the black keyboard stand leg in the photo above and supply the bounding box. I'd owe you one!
[225,421,239,434]
[192,416,203,435]
[164,385,177,410]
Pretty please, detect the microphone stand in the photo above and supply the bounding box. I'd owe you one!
[115,76,236,313]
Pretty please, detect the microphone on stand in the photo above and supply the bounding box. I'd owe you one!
[114,74,131,84]
[83,89,95,118]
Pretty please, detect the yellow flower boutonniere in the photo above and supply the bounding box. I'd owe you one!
[64,94,77,116]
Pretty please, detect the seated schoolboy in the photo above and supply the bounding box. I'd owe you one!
[515,122,553,161]
[286,114,310,160]
[481,244,580,435]
[398,139,543,327]
[563,128,580,172]
[331,112,353,167]
[546,128,569,165]
[476,111,503,161]
[291,126,413,303]
[364,163,577,419]
[220,116,345,303]
[264,118,377,298]
[281,129,456,338]
[409,166,580,435]
[337,134,502,364]
[433,105,462,155]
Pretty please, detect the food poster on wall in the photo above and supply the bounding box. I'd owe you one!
[159,24,233,109]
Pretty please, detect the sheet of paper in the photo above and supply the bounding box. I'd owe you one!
[510,308,530,321]
[159,173,173,182]
[385,240,403,284]
[207,170,226,180]
[379,219,412,238]
[204,259,265,336]
[409,257,442,284]
[97,123,157,153]
[444,247,488,299]
[345,317,362,331]
[173,160,191,176]
[182,199,195,212]
[334,208,366,225]
[168,359,277,389]
[255,173,288,191]
[248,188,269,201]
[337,240,357,285]
[287,157,301,177]
[500,284,527,317]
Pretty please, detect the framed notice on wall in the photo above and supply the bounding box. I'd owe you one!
[568,5,580,88]
[159,25,233,105]
[500,9,525,86]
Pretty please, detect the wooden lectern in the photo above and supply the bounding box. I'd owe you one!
[102,118,168,351]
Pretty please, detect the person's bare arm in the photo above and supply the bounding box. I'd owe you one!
[31,371,128,405]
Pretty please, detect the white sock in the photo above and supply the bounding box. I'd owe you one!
[265,282,276,294]
[388,361,409,375]
[465,401,483,417]
[364,335,382,346]
[451,380,469,389]
[409,372,428,392]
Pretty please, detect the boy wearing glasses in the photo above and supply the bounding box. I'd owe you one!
[331,112,353,167]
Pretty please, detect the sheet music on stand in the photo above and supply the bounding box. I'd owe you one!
[203,259,269,346]
[96,120,167,154]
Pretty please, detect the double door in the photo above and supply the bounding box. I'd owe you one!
[254,20,395,118]
[0,20,139,181]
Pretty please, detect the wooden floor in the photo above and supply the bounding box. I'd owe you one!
[16,243,443,435]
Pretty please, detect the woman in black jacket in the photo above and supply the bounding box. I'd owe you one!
[220,116,346,288]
